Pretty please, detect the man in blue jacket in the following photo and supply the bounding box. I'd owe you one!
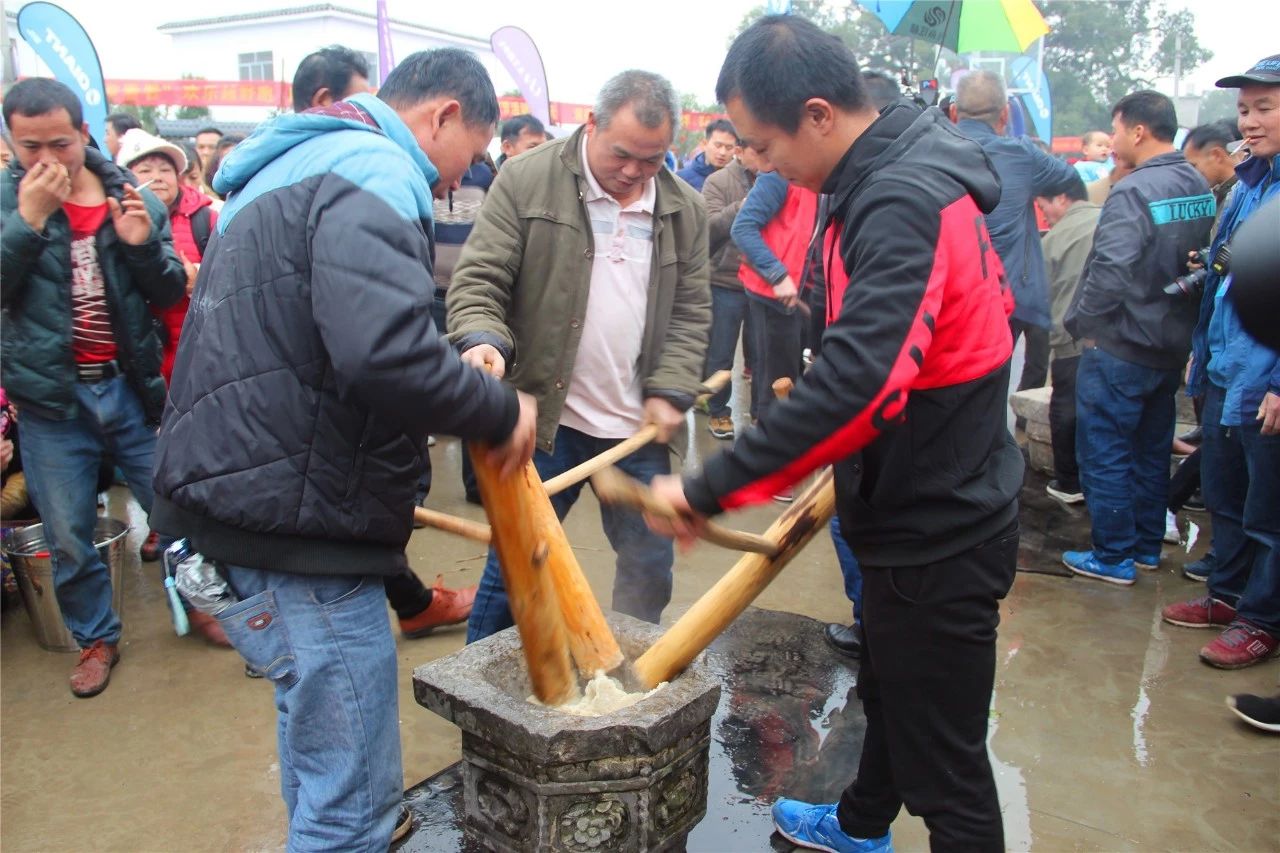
[1,78,188,699]
[951,70,1078,396]
[1162,55,1280,670]
[150,50,536,849]
[1063,90,1214,586]
[676,118,738,190]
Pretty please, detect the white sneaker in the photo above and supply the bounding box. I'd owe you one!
[1163,510,1181,545]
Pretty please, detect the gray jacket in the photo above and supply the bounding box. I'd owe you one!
[1043,201,1100,360]
[1065,151,1214,370]
[701,158,754,290]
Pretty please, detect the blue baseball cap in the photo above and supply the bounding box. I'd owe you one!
[1216,54,1280,88]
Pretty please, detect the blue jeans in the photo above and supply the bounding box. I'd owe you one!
[1075,347,1180,565]
[218,565,401,852]
[1201,383,1280,635]
[467,425,674,642]
[831,516,863,622]
[16,376,160,647]
[704,286,747,417]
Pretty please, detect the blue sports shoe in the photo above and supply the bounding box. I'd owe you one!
[1135,554,1161,571]
[1063,550,1136,586]
[770,799,893,853]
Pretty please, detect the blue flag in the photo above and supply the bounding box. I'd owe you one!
[16,2,108,146]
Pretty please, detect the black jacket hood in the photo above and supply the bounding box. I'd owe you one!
[823,103,1002,217]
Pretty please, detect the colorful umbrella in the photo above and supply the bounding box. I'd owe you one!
[861,0,1050,55]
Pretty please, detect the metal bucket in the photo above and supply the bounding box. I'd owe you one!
[2,519,129,652]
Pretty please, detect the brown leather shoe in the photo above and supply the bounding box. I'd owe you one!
[398,575,477,638]
[188,610,233,648]
[70,640,120,698]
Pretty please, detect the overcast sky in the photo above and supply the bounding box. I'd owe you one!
[10,0,1276,107]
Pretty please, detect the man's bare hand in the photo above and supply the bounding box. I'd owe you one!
[17,161,71,232]
[107,184,153,246]
[0,438,13,473]
[487,391,537,478]
[1258,392,1280,436]
[643,474,705,551]
[462,343,506,378]
[179,250,199,296]
[643,397,685,444]
[773,275,800,311]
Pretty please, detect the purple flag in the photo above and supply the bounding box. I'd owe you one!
[490,26,551,127]
[377,0,395,85]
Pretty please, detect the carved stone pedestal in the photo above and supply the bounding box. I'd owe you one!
[413,613,721,852]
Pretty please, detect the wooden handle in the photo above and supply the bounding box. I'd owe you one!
[541,371,732,498]
[589,467,780,556]
[413,506,491,543]
[633,468,837,689]
[467,447,576,705]
[535,509,624,674]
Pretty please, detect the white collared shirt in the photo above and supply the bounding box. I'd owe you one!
[559,132,657,439]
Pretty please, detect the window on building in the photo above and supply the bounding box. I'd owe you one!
[238,51,274,81]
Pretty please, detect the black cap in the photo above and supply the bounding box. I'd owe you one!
[1216,54,1280,89]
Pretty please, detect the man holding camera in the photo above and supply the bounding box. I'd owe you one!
[1162,55,1280,670]
[1062,90,1214,586]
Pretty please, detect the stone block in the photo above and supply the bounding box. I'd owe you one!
[1009,386,1051,425]
[1028,437,1055,476]
[414,613,721,853]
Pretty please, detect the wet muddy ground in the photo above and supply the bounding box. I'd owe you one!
[3,386,1277,850]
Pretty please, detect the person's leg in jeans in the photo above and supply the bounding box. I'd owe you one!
[598,440,674,623]
[831,515,862,623]
[1018,324,1049,391]
[1201,384,1256,606]
[466,428,590,642]
[1232,421,1280,636]
[16,398,120,647]
[218,565,401,851]
[750,299,804,421]
[93,377,161,518]
[1075,348,1147,564]
[1048,355,1081,492]
[705,286,747,419]
[1130,369,1180,562]
[837,523,1018,849]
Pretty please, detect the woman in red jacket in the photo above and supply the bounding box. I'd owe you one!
[115,130,216,384]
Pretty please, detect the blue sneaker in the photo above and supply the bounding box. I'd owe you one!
[770,799,893,853]
[1063,550,1136,586]
[1135,554,1161,571]
[1183,553,1216,582]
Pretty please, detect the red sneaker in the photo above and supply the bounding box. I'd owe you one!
[398,575,477,638]
[70,640,120,698]
[1161,595,1237,629]
[188,610,233,648]
[139,531,161,563]
[1200,622,1280,670]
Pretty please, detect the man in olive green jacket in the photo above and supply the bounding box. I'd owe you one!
[448,70,711,640]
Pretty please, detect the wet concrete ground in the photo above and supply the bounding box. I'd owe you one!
[2,377,1278,851]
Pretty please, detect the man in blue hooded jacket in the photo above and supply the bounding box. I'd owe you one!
[676,118,738,190]
[150,49,537,849]
[1161,55,1280,671]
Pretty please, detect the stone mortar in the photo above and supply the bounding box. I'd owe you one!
[413,613,721,852]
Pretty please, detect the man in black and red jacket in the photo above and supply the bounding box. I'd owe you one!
[648,16,1023,853]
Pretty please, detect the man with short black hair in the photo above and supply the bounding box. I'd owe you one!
[193,125,221,169]
[676,117,738,190]
[951,70,1078,400]
[1035,174,1099,506]
[291,45,371,112]
[860,70,901,111]
[1183,119,1244,226]
[497,113,547,167]
[449,69,711,641]
[646,16,1022,851]
[103,111,141,159]
[1,78,187,698]
[150,49,536,848]
[1062,90,1215,586]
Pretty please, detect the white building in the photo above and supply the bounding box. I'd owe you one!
[157,3,515,119]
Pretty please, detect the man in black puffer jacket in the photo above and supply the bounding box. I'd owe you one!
[1,78,187,699]
[149,50,536,849]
